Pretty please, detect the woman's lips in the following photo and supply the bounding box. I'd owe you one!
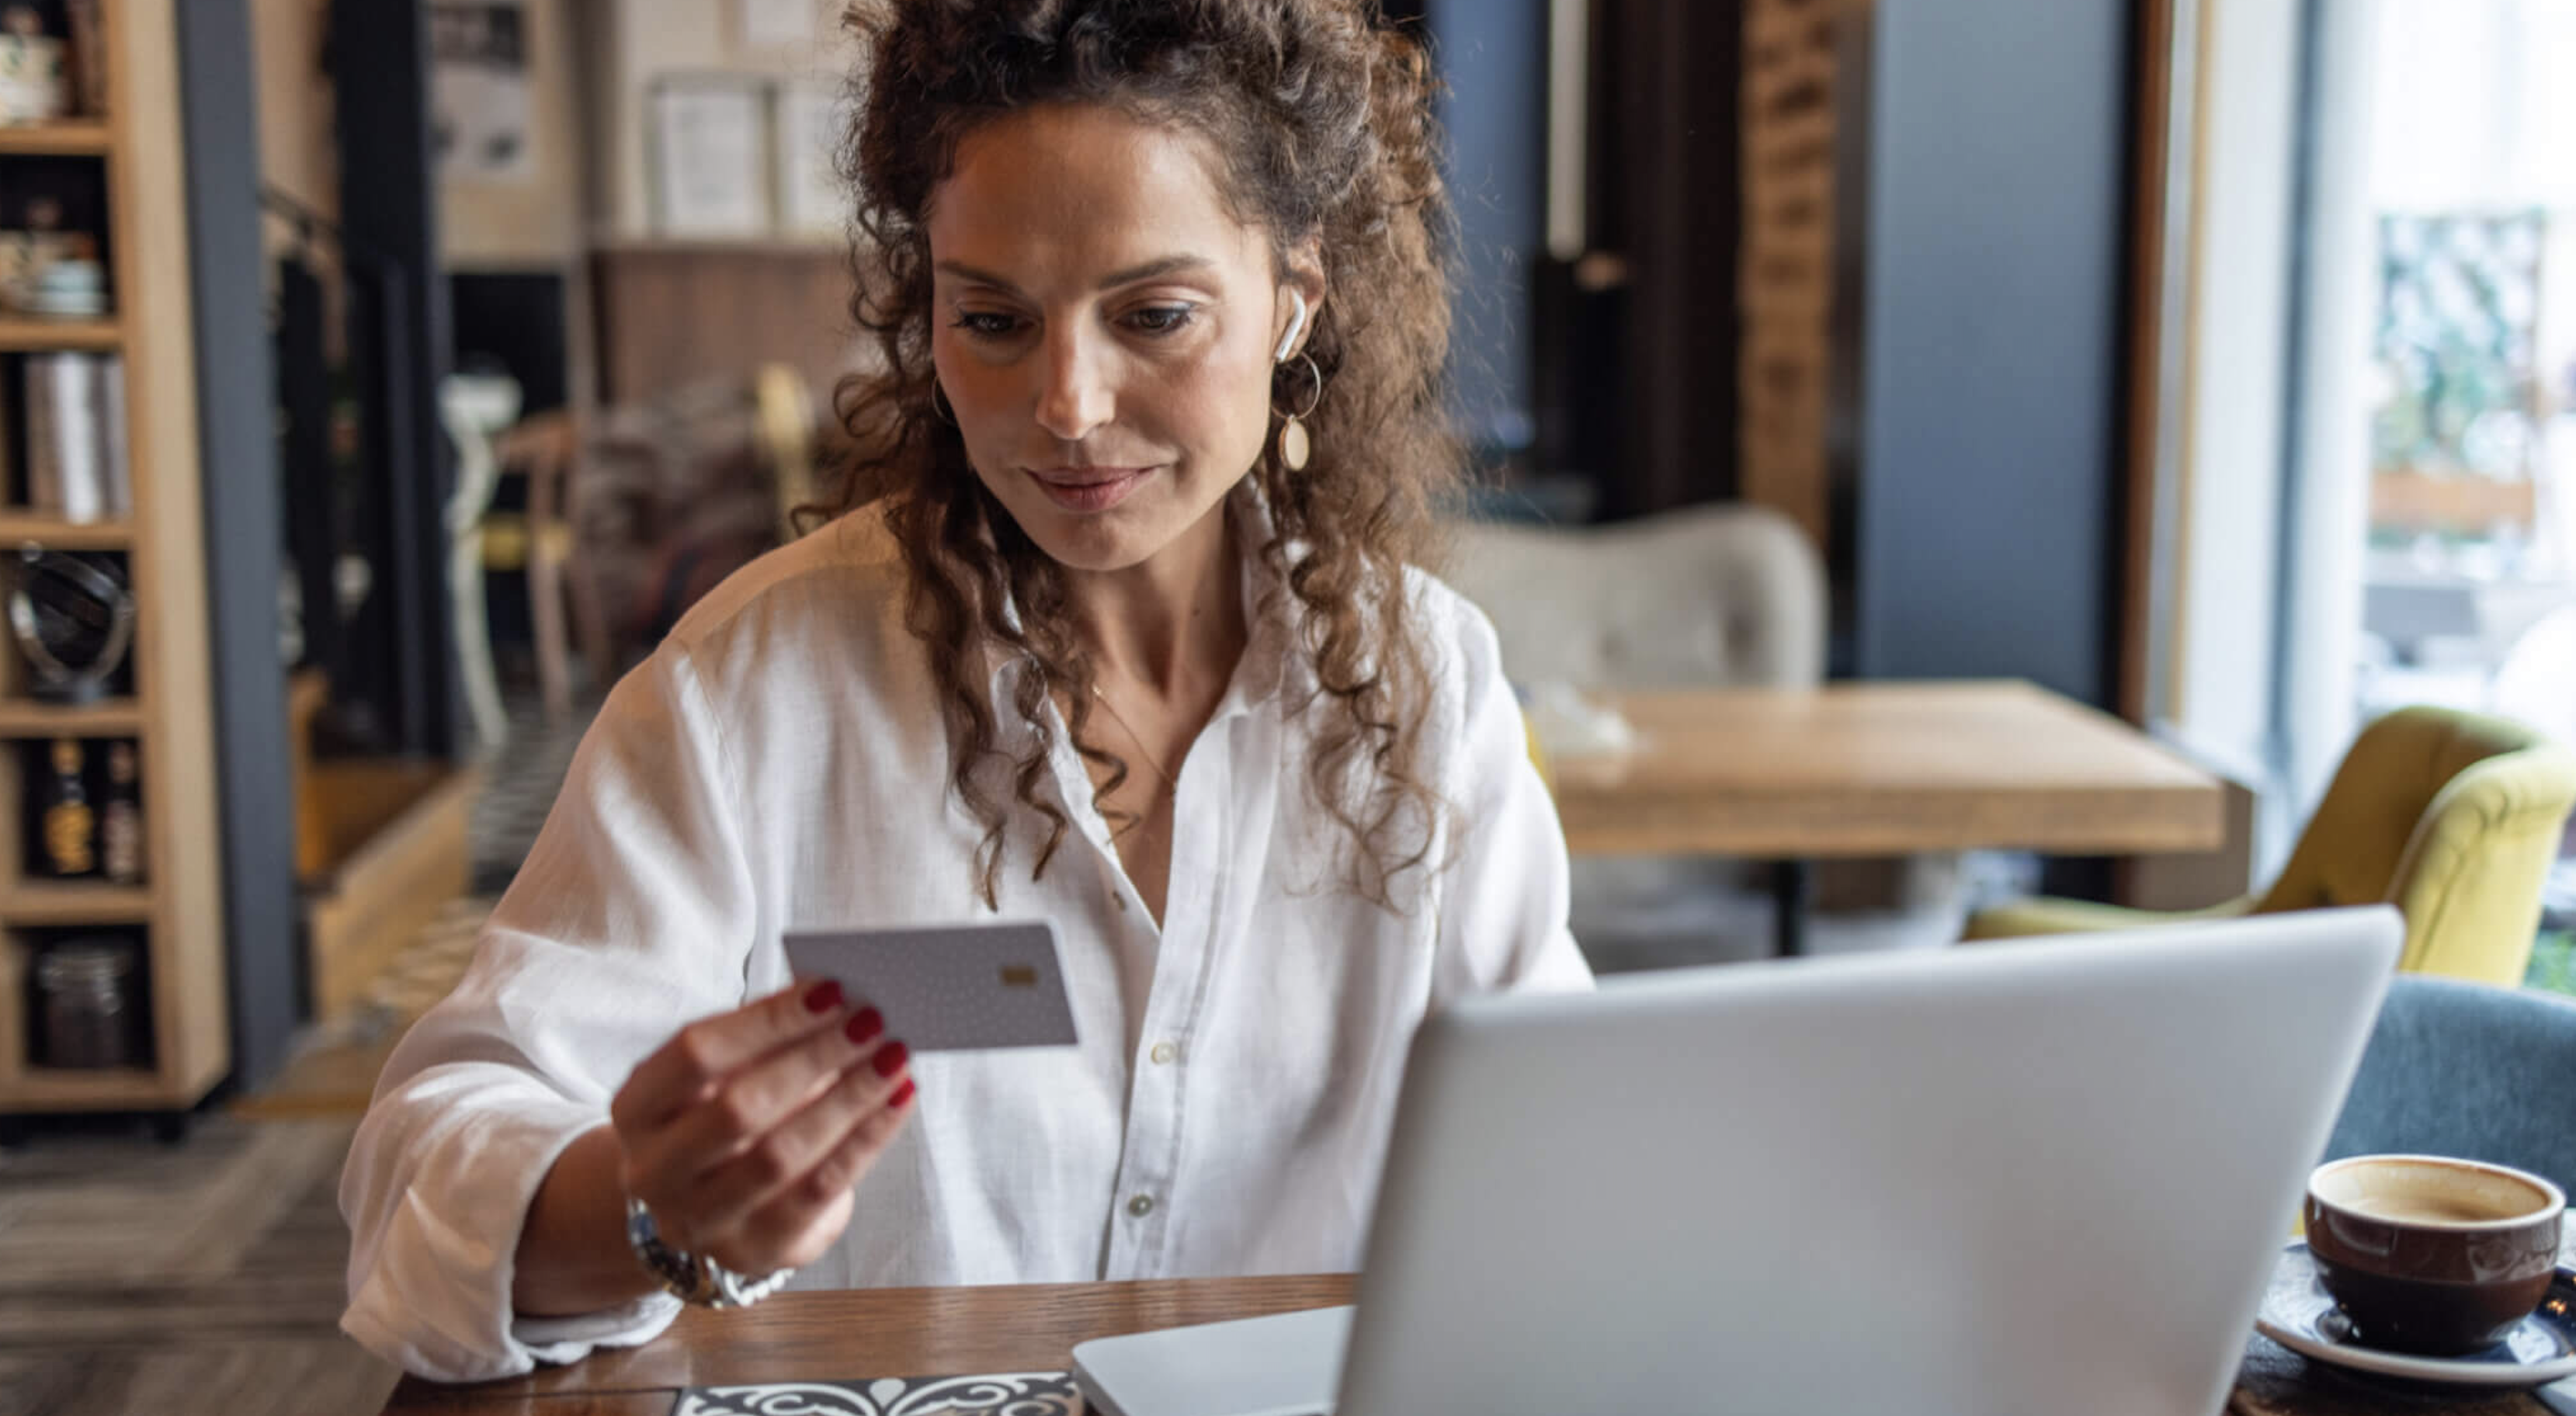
[1026,465,1152,513]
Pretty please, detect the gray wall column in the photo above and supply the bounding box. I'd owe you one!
[1854,0,2133,706]
[175,0,299,1090]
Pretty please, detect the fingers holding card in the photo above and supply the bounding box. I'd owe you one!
[782,921,1081,1052]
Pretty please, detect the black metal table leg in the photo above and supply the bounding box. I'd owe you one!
[1772,859,1813,957]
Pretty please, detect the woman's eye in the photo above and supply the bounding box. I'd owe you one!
[951,311,1023,338]
[1125,305,1196,336]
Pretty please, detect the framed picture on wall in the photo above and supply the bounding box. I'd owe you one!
[734,0,815,50]
[429,2,534,182]
[773,78,844,241]
[647,73,771,239]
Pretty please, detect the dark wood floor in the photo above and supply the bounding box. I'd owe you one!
[0,1105,399,1414]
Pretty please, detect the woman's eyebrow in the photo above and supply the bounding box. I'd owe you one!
[934,260,1026,295]
[932,255,1216,295]
[1096,255,1215,289]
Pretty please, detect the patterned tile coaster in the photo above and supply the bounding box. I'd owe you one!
[675,1372,1083,1415]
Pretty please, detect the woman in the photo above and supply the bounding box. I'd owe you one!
[341,0,1589,1383]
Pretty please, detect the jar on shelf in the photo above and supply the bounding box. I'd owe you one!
[32,935,139,1070]
[99,738,141,884]
[0,5,71,127]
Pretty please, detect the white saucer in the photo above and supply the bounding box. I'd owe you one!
[2255,1242,2576,1387]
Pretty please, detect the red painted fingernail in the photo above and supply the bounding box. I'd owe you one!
[873,1040,910,1078]
[844,1008,883,1045]
[889,1079,916,1108]
[803,980,843,1014]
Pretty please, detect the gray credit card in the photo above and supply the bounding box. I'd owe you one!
[782,921,1079,1052]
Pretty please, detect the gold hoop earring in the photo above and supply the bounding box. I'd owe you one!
[930,380,957,427]
[1272,352,1322,472]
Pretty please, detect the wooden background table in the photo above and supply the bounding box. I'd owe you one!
[381,1277,2555,1414]
[1550,680,2228,953]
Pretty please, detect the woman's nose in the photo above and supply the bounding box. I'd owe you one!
[1033,325,1113,442]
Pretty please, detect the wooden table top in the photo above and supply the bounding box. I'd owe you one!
[1551,679,2227,858]
[381,1276,2550,1415]
[381,1275,1352,1414]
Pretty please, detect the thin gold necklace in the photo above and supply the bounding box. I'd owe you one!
[1089,682,1181,798]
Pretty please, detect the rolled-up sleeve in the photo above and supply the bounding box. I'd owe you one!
[1432,598,1596,1001]
[340,645,758,1382]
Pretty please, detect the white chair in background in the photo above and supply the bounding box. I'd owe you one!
[1446,504,1880,969]
[1446,504,1828,690]
[2493,603,2576,746]
[439,373,523,751]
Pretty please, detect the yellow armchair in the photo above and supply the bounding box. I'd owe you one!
[1964,706,2576,985]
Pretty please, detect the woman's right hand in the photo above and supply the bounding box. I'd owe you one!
[609,979,915,1279]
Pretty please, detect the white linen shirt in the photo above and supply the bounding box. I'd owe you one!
[338,498,1592,1383]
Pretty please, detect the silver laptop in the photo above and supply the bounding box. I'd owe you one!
[1073,907,2402,1416]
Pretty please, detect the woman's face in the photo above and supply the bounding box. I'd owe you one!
[925,102,1315,575]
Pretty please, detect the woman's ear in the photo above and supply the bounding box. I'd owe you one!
[1276,243,1327,360]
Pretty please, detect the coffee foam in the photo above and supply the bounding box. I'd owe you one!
[2314,1157,2559,1227]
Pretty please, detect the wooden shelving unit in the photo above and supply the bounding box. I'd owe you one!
[0,121,112,157]
[2,883,154,926]
[0,512,136,549]
[0,699,144,734]
[0,318,120,352]
[7,1065,165,1106]
[0,6,230,1119]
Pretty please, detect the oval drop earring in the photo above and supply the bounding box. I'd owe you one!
[1272,290,1321,473]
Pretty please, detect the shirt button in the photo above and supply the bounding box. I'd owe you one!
[1128,1193,1155,1218]
[1113,894,1128,912]
[1150,1041,1178,1065]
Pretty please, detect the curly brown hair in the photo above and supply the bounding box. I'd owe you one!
[832,0,1460,909]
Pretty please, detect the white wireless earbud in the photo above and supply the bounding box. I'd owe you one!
[1273,289,1309,364]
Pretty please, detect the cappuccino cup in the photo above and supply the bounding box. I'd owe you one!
[2305,1154,2564,1356]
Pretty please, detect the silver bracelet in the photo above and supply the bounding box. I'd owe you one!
[623,1195,795,1309]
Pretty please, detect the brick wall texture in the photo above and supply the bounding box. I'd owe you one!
[1738,0,1855,550]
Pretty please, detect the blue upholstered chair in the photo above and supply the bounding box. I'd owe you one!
[2322,975,2576,1197]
